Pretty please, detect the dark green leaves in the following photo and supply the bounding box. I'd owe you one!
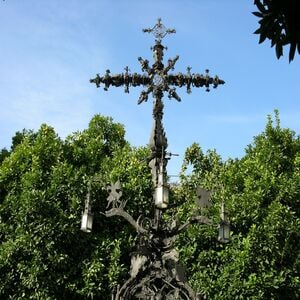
[253,0,300,62]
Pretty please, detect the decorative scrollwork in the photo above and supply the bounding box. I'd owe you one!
[90,19,225,300]
[142,18,176,43]
[106,181,124,209]
[90,19,224,104]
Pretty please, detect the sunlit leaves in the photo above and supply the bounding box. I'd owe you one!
[178,111,300,299]
[1,112,299,298]
[0,114,150,299]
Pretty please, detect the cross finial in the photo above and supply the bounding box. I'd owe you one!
[143,18,176,43]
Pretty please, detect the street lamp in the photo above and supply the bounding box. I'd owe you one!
[218,201,230,243]
[80,189,93,233]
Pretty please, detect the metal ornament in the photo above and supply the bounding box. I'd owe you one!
[90,18,226,299]
[142,17,176,43]
[107,181,124,209]
[196,187,211,210]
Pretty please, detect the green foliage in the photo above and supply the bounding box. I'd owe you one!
[0,129,36,165]
[0,114,152,299]
[1,112,299,299]
[0,148,9,164]
[253,0,300,62]
[178,111,300,299]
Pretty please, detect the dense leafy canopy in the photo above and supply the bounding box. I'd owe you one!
[253,0,300,62]
[0,115,152,299]
[0,112,299,299]
[178,111,300,299]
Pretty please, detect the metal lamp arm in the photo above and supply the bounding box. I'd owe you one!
[105,208,147,234]
[176,215,212,234]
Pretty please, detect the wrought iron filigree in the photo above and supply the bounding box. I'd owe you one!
[107,181,123,209]
[142,18,176,43]
[90,58,224,104]
[196,187,211,210]
[106,181,211,299]
[90,19,226,300]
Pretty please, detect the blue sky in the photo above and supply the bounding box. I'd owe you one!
[1,0,299,176]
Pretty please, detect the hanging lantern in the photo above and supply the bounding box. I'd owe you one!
[218,202,230,243]
[218,221,230,243]
[155,163,169,209]
[81,190,93,233]
[155,182,169,209]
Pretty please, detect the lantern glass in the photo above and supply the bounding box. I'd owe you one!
[218,222,230,243]
[81,211,93,233]
[155,185,169,209]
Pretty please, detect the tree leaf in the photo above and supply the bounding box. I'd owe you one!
[289,42,296,62]
[254,0,267,13]
[254,28,262,34]
[276,43,283,58]
[259,33,268,44]
[271,38,276,47]
[252,11,264,18]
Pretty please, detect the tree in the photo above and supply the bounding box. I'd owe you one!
[0,148,9,164]
[0,115,152,299]
[253,0,300,62]
[0,129,37,164]
[177,111,300,299]
[1,112,299,299]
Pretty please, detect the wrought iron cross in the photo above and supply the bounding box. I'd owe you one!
[90,19,225,299]
[90,18,225,198]
[90,19,224,104]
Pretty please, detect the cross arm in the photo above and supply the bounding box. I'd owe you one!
[167,69,225,93]
[90,69,150,93]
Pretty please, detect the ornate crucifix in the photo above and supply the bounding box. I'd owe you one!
[89,18,226,299]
